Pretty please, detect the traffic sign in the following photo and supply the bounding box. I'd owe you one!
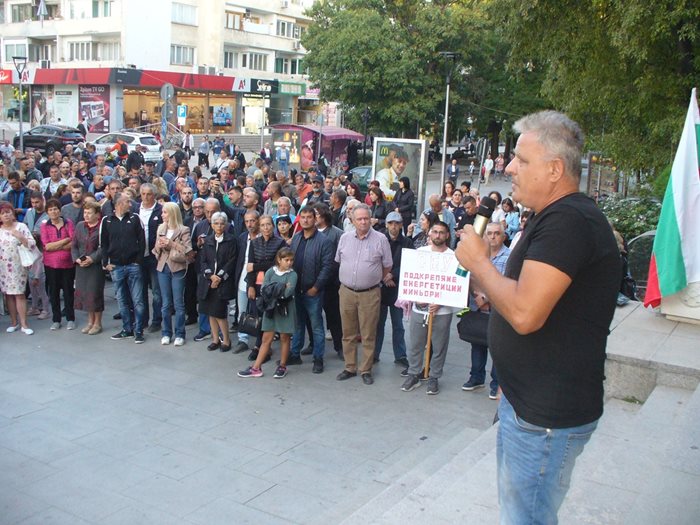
[160,83,174,101]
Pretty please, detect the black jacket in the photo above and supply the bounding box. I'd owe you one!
[126,151,145,172]
[137,202,163,253]
[382,231,414,306]
[371,202,388,230]
[394,188,415,224]
[199,232,238,302]
[246,235,286,287]
[100,211,145,267]
[290,228,333,293]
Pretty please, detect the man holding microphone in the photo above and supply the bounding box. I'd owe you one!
[455,111,620,524]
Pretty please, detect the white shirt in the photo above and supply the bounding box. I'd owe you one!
[139,203,156,256]
[238,234,253,292]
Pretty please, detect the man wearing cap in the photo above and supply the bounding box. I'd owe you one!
[143,160,156,183]
[305,175,329,206]
[375,148,408,201]
[335,203,393,385]
[375,211,414,367]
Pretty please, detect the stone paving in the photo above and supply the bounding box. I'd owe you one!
[0,286,501,524]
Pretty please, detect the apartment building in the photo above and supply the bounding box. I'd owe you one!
[0,0,325,134]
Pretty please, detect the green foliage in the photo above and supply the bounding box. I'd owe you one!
[651,164,672,199]
[490,0,700,174]
[599,194,661,240]
[302,0,546,138]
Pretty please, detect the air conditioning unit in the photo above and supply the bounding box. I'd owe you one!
[280,0,289,8]
[208,66,216,75]
[39,59,51,69]
[293,40,301,50]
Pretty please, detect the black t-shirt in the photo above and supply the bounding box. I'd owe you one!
[489,193,620,428]
[456,212,475,231]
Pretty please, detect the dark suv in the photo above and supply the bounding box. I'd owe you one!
[13,125,84,155]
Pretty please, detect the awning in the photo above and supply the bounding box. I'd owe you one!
[273,123,363,141]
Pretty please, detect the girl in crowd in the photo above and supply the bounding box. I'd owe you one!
[238,247,297,378]
[246,215,286,360]
[153,202,193,346]
[441,180,456,203]
[393,176,415,234]
[346,181,363,204]
[446,188,466,225]
[41,199,75,331]
[199,212,237,352]
[368,186,388,231]
[501,197,520,245]
[275,214,294,245]
[0,201,36,334]
[71,201,104,334]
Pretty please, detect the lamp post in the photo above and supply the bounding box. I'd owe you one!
[12,56,28,153]
[439,52,458,189]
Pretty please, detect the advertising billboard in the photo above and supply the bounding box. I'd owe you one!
[79,85,110,133]
[372,138,427,205]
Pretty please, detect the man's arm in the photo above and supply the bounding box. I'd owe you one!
[455,226,571,335]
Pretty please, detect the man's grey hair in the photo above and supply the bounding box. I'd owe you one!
[278,196,291,206]
[211,211,228,225]
[513,110,584,180]
[193,197,205,207]
[140,183,156,195]
[353,203,371,216]
[205,197,221,210]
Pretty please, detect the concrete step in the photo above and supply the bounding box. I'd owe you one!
[326,421,492,525]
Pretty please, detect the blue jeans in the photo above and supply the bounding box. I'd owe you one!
[469,343,498,390]
[111,263,145,334]
[497,395,598,524]
[374,304,407,360]
[157,266,186,339]
[142,255,162,326]
[278,159,288,176]
[291,293,324,359]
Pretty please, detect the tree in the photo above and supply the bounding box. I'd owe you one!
[302,0,546,140]
[490,0,700,173]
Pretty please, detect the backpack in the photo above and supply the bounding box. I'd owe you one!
[119,141,128,156]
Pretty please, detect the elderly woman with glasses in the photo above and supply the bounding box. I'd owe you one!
[198,211,237,352]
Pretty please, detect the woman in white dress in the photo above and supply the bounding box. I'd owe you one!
[0,201,36,334]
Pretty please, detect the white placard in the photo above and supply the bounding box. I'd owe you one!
[398,249,470,308]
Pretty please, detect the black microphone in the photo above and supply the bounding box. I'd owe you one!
[456,196,497,277]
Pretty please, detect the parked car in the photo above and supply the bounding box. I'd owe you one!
[93,131,163,162]
[349,165,373,193]
[13,125,84,155]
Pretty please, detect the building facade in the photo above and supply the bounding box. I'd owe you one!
[0,0,329,135]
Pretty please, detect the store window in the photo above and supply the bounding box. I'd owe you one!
[172,2,197,26]
[170,45,194,66]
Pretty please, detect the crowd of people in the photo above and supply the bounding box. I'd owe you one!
[2,110,624,522]
[0,132,531,392]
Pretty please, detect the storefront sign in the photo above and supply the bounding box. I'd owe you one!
[177,104,187,126]
[251,79,278,94]
[301,87,320,100]
[79,85,110,133]
[279,82,306,96]
[0,69,13,84]
[232,78,250,92]
[398,249,470,308]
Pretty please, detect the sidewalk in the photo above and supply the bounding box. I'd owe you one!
[0,289,499,524]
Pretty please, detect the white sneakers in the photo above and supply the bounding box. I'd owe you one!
[161,336,171,345]
[66,321,76,330]
[174,337,185,347]
[6,325,33,335]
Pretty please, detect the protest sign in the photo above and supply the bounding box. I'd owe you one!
[398,249,470,308]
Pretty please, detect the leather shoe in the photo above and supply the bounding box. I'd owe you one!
[361,373,374,385]
[336,370,357,381]
[207,342,220,351]
[220,343,231,352]
[312,358,324,374]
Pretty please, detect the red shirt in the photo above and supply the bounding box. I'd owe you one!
[40,219,75,269]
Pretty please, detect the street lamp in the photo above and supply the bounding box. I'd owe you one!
[12,56,28,153]
[439,51,458,189]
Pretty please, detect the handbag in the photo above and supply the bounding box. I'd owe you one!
[238,302,261,337]
[18,244,41,268]
[457,310,490,346]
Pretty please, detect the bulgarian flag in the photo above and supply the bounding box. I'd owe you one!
[644,88,700,308]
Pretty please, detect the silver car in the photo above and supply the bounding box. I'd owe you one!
[93,131,162,162]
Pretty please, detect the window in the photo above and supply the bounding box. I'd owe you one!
[97,42,120,61]
[172,2,197,25]
[247,53,267,71]
[275,58,289,75]
[0,2,5,24]
[223,51,236,69]
[276,21,291,38]
[225,11,241,30]
[5,43,28,60]
[11,3,33,23]
[170,45,194,66]
[69,41,94,61]
[92,0,113,17]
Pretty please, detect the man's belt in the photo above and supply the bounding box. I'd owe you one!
[343,284,380,293]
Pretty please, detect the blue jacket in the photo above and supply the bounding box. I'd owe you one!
[290,228,334,293]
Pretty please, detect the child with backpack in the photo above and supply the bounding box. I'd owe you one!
[238,247,297,379]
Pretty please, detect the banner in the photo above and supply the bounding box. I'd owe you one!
[78,85,110,133]
[398,249,470,308]
[372,138,427,204]
[53,86,78,127]
[31,85,54,126]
